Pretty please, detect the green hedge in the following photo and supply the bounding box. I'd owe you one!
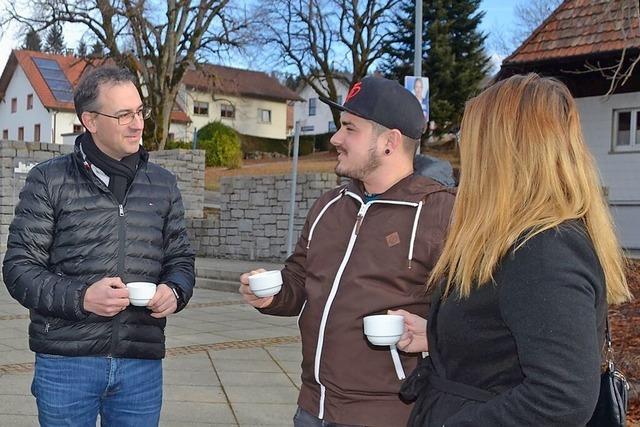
[165,139,191,150]
[196,122,243,168]
[239,132,335,156]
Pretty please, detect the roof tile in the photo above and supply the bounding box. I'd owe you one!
[504,0,640,64]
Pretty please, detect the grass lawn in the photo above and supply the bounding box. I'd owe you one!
[204,148,460,191]
[205,151,338,191]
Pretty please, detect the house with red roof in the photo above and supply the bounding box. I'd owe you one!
[497,0,640,251]
[0,50,301,146]
[173,63,301,142]
[0,50,191,145]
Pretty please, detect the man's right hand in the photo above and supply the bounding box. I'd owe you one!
[83,277,130,316]
[239,269,274,309]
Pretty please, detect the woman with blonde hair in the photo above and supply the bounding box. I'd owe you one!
[392,73,632,426]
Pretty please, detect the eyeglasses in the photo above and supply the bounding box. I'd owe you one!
[91,106,151,126]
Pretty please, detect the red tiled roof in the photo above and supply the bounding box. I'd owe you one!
[0,50,190,123]
[183,64,302,102]
[0,50,92,112]
[170,110,191,124]
[503,0,640,65]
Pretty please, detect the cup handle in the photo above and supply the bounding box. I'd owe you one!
[390,345,405,380]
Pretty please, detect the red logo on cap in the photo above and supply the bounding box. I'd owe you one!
[345,82,362,102]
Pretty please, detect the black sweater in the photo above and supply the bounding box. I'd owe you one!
[403,222,607,426]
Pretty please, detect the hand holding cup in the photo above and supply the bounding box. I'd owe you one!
[239,269,282,308]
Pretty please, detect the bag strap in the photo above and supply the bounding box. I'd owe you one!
[605,316,615,371]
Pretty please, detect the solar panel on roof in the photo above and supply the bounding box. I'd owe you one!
[32,57,74,103]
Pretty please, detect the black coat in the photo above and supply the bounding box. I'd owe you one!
[402,222,606,426]
[2,143,195,359]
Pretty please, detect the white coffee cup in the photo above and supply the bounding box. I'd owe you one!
[248,270,283,298]
[126,282,157,306]
[364,314,407,380]
[363,314,405,346]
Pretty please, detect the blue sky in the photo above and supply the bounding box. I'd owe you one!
[480,0,517,32]
[0,1,519,76]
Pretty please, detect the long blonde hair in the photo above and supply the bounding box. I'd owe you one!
[431,73,631,304]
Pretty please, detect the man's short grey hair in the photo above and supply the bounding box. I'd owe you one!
[371,121,420,156]
[74,66,137,125]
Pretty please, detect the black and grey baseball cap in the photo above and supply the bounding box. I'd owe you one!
[319,76,426,139]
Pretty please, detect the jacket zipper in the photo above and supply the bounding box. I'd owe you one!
[312,192,422,419]
[107,170,142,357]
[109,203,126,357]
[314,200,368,419]
[76,151,145,357]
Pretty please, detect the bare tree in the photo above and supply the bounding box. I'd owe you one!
[254,0,399,127]
[567,0,640,95]
[489,0,562,57]
[2,0,247,150]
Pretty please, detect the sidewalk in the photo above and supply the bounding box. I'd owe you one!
[0,271,301,426]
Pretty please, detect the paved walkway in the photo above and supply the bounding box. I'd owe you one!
[0,279,301,426]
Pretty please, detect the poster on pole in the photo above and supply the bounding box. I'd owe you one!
[404,76,429,121]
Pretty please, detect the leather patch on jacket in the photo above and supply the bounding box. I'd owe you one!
[386,232,400,247]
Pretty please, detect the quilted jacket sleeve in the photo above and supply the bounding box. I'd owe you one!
[159,176,196,312]
[2,165,90,321]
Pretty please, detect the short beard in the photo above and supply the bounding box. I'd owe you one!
[335,141,382,181]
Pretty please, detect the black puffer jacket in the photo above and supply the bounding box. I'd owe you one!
[2,141,195,359]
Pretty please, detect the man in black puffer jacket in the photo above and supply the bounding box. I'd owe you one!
[2,65,195,427]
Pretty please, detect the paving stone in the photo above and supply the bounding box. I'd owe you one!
[225,386,298,404]
[217,371,293,387]
[163,385,227,403]
[164,369,219,387]
[160,401,236,424]
[233,403,297,426]
[211,358,282,373]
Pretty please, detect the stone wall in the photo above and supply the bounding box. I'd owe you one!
[0,138,338,262]
[0,140,205,253]
[187,173,339,261]
[149,149,205,219]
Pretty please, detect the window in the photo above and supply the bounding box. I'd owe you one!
[168,132,175,141]
[193,101,209,116]
[34,124,40,142]
[11,98,17,113]
[308,98,317,116]
[221,103,235,119]
[258,108,271,124]
[73,124,83,134]
[18,127,24,141]
[613,108,640,151]
[2,129,8,139]
[27,94,33,110]
[328,121,337,132]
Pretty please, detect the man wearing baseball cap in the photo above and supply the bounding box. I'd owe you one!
[239,76,455,426]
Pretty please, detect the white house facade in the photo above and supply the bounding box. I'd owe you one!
[576,93,640,250]
[0,61,80,144]
[498,0,640,251]
[294,78,349,136]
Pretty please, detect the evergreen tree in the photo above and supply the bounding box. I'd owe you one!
[45,23,66,54]
[23,30,42,51]
[90,41,104,57]
[382,0,490,132]
[76,40,88,57]
[379,1,417,81]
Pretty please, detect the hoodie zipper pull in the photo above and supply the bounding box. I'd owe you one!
[119,205,124,217]
[355,204,367,235]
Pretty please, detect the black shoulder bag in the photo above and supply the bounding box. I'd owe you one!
[587,317,629,427]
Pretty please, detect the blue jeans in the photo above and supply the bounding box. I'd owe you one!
[31,354,162,427]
